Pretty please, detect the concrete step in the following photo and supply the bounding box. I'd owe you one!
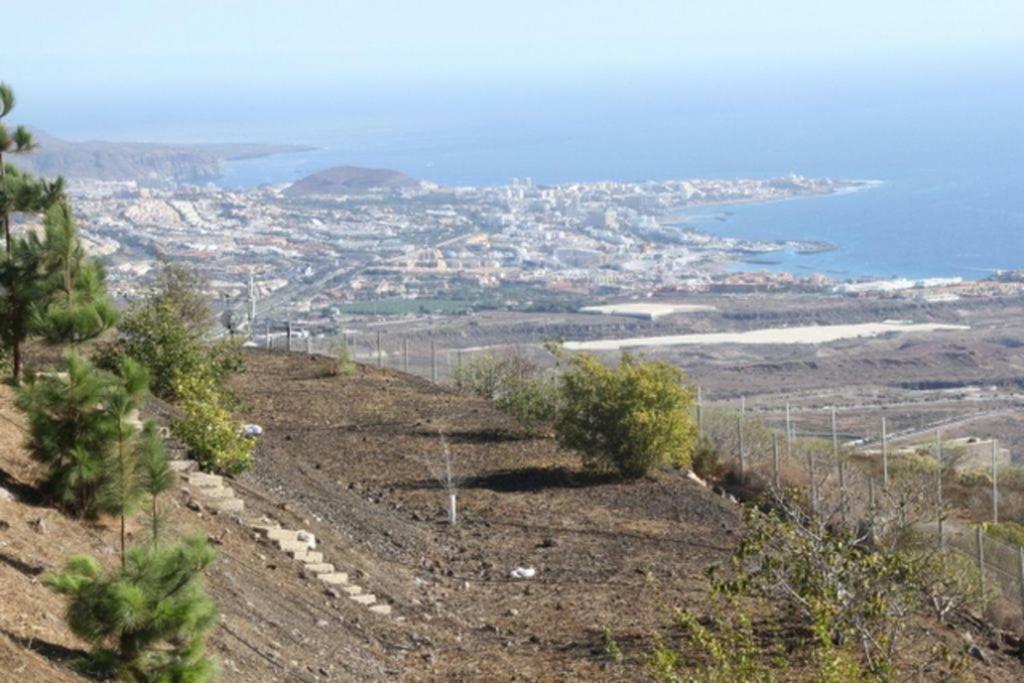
[278,539,311,554]
[193,486,235,500]
[186,472,224,487]
[250,523,282,536]
[209,498,245,513]
[266,528,301,543]
[294,551,324,564]
[168,460,198,473]
[339,584,362,596]
[349,593,376,606]
[369,604,392,616]
[320,573,350,586]
[304,563,335,575]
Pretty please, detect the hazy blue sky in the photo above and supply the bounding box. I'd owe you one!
[6,0,1023,88]
[4,1,1023,143]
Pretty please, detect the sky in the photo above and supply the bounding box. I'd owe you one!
[3,0,1023,142]
[5,1,1023,87]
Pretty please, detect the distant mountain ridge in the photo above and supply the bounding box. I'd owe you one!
[14,130,311,184]
[284,165,423,196]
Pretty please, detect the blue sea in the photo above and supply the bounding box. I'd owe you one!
[36,72,1024,280]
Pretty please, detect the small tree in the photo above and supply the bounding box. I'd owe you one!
[555,353,698,477]
[33,202,117,346]
[44,536,219,682]
[97,359,150,566]
[0,232,43,382]
[138,421,173,547]
[17,353,118,516]
[109,261,238,400]
[0,82,43,253]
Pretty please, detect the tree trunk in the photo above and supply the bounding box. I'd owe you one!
[1,150,8,255]
[11,339,20,385]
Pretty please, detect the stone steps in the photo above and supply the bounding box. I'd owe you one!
[278,539,311,554]
[293,551,323,563]
[174,456,394,618]
[320,572,350,586]
[349,593,376,606]
[194,486,235,500]
[168,460,198,474]
[208,498,245,513]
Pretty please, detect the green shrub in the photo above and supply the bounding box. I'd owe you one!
[982,521,1024,548]
[171,373,253,475]
[555,353,698,477]
[453,350,558,427]
[496,374,559,427]
[45,536,219,682]
[690,436,722,479]
[333,343,355,377]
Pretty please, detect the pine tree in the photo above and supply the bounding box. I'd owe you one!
[17,353,118,517]
[44,536,219,682]
[0,82,39,254]
[33,202,118,346]
[138,420,173,548]
[97,358,150,566]
[0,231,43,382]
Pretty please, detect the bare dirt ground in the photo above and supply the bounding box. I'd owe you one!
[3,347,1024,680]
[229,350,743,680]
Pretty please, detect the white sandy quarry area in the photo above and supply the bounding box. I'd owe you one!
[579,303,717,320]
[563,321,970,351]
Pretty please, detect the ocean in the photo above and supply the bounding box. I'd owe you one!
[39,73,1024,280]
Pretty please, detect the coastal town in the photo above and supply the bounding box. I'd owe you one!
[55,171,1022,333]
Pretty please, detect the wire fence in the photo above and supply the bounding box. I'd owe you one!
[696,398,1024,627]
[254,323,1024,626]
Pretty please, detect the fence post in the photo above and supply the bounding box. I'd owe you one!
[833,407,846,525]
[431,341,438,383]
[808,450,818,518]
[785,402,792,459]
[737,412,746,482]
[1018,546,1024,621]
[376,330,383,368]
[868,478,876,544]
[992,439,999,524]
[881,416,889,489]
[696,386,704,438]
[772,432,780,490]
[976,526,986,598]
[402,338,409,373]
[286,320,292,352]
[936,429,944,548]
[264,321,271,350]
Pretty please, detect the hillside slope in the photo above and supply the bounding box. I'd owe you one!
[5,350,1024,679]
